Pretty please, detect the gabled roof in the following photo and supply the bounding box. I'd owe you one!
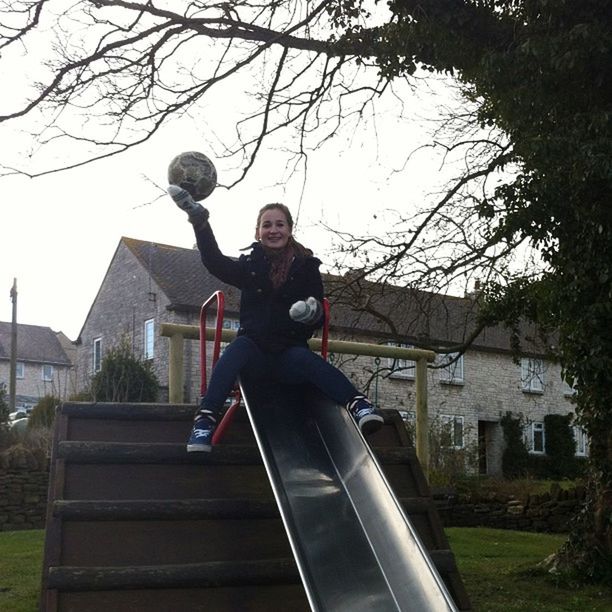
[0,322,72,365]
[117,237,547,356]
[122,237,241,312]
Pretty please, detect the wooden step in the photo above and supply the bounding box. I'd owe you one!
[41,402,472,611]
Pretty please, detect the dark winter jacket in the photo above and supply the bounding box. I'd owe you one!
[194,223,324,352]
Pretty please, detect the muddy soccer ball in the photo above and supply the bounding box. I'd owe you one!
[167,151,217,201]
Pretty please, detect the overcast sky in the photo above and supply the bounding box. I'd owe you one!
[1,28,452,341]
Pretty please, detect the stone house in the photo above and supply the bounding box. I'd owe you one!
[75,236,584,475]
[0,322,76,411]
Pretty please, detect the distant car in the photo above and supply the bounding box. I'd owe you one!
[9,410,28,422]
[9,417,29,432]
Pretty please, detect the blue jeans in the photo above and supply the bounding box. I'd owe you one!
[200,335,360,417]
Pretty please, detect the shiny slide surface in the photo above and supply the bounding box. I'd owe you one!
[239,380,458,612]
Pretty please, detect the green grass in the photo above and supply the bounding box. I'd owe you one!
[0,530,43,612]
[446,527,612,611]
[1,528,611,611]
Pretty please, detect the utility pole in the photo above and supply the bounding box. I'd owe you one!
[9,278,17,412]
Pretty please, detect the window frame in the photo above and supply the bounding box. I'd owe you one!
[16,361,25,379]
[528,421,546,454]
[440,414,465,449]
[573,426,588,457]
[386,342,416,380]
[521,357,545,394]
[439,352,465,385]
[93,337,102,373]
[41,364,54,382]
[144,318,155,360]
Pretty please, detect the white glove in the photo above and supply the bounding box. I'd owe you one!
[167,185,209,227]
[289,297,322,325]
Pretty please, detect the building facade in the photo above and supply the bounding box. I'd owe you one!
[0,323,75,411]
[74,237,583,475]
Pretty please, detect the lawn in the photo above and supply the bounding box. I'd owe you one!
[1,528,610,611]
[446,527,612,611]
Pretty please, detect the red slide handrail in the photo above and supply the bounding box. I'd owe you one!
[199,290,225,397]
[200,292,331,447]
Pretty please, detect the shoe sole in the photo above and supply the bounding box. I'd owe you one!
[187,443,212,453]
[359,413,384,435]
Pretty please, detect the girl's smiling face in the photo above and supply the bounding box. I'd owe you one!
[256,208,292,250]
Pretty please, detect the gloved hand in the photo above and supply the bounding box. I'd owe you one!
[289,297,323,325]
[167,185,210,228]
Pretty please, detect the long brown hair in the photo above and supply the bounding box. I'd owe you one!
[255,203,294,235]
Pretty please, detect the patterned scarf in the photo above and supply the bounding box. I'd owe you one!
[262,237,312,289]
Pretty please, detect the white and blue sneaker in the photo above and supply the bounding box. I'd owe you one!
[346,395,384,435]
[187,411,217,452]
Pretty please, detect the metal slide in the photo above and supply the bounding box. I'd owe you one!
[239,380,458,612]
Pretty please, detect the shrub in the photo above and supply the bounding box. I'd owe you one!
[91,337,159,402]
[403,415,478,487]
[0,382,9,428]
[544,413,578,479]
[28,395,60,430]
[500,412,530,479]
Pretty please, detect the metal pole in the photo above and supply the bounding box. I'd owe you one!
[9,278,17,412]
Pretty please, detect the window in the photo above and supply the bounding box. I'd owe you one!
[562,378,576,397]
[573,426,588,457]
[439,352,464,385]
[528,422,545,454]
[223,319,241,331]
[42,364,54,382]
[386,342,415,380]
[440,415,464,449]
[93,337,102,373]
[521,357,544,393]
[144,319,155,360]
[16,362,25,379]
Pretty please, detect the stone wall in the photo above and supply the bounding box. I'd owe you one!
[0,448,49,531]
[433,483,586,533]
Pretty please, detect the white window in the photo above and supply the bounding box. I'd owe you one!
[521,357,544,393]
[440,415,464,449]
[439,352,464,385]
[144,319,155,360]
[42,364,54,382]
[223,319,241,331]
[573,426,588,457]
[562,378,576,397]
[93,337,102,373]
[528,421,545,454]
[16,362,25,379]
[386,342,415,380]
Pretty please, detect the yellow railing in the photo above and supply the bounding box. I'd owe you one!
[160,323,435,474]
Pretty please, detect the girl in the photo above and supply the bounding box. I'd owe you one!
[168,185,383,452]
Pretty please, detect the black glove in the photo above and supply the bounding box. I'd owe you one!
[289,297,323,325]
[167,185,209,228]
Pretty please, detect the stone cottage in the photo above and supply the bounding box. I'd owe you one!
[75,236,584,475]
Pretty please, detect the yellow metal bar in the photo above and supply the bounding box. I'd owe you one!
[160,323,436,362]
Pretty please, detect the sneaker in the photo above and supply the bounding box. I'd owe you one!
[187,412,216,452]
[346,395,384,435]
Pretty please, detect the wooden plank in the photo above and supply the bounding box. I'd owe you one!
[60,519,292,565]
[57,584,310,612]
[54,498,280,520]
[48,559,300,590]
